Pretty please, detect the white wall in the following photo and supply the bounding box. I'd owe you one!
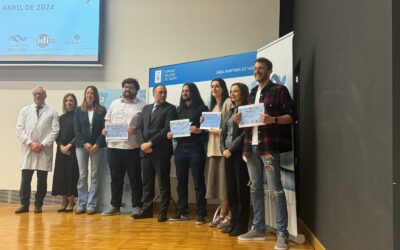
[0,0,279,190]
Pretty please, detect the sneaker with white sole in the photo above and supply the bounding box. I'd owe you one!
[169,213,190,221]
[131,206,142,217]
[237,228,266,241]
[274,235,289,250]
[101,207,121,216]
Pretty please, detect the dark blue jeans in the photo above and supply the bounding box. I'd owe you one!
[174,142,207,216]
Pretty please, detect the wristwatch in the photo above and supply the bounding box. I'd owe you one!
[275,117,278,124]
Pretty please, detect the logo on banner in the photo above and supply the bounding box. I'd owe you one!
[154,70,162,83]
[9,35,27,42]
[37,34,55,48]
[271,74,287,85]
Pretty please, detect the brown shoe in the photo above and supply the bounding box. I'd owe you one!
[15,206,29,214]
[34,206,42,214]
[86,209,98,215]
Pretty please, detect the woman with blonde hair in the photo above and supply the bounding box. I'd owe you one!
[52,93,79,212]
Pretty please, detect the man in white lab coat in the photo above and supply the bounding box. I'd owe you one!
[15,86,59,214]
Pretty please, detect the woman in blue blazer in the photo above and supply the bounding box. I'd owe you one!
[74,85,107,214]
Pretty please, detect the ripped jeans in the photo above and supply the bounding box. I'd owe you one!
[243,146,288,236]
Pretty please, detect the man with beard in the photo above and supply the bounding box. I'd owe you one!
[134,84,177,222]
[167,83,208,225]
[102,78,146,217]
[234,58,296,250]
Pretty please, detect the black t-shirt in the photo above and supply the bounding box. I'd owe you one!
[175,103,208,144]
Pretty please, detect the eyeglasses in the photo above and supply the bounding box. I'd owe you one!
[33,92,45,97]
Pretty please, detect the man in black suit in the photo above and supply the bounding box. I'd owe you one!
[135,84,177,222]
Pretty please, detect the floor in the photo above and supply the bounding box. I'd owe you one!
[1,204,314,250]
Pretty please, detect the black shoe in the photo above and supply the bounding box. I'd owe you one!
[158,213,168,222]
[15,206,29,214]
[34,206,42,214]
[229,230,246,236]
[57,207,67,213]
[195,215,206,225]
[222,227,233,234]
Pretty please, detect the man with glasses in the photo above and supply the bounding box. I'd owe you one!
[16,86,59,214]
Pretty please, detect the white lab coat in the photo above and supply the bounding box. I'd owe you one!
[16,104,59,171]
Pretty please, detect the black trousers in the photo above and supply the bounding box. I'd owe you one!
[107,148,142,208]
[225,151,250,233]
[20,169,48,207]
[174,143,207,216]
[141,154,172,215]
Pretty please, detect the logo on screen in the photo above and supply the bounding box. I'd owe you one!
[9,35,27,42]
[66,34,81,45]
[37,34,55,48]
[154,70,162,84]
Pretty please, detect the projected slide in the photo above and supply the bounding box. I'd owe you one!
[0,0,100,63]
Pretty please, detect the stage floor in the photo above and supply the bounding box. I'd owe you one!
[0,204,313,249]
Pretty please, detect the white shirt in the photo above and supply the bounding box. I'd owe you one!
[105,97,146,149]
[252,87,262,145]
[88,110,94,132]
[16,103,59,171]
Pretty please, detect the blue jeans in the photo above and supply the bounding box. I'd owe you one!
[76,147,105,210]
[243,146,288,236]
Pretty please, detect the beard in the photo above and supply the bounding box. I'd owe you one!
[123,90,136,99]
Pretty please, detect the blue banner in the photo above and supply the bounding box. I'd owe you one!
[149,51,257,87]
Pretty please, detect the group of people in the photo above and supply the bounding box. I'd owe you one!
[14,57,296,250]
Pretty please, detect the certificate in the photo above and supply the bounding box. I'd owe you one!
[238,103,265,128]
[170,119,191,138]
[200,112,221,129]
[105,123,128,141]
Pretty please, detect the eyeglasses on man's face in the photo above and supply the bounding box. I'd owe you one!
[33,92,45,97]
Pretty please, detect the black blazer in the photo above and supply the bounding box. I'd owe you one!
[136,102,177,158]
[74,106,107,148]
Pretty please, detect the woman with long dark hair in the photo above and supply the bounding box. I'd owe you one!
[220,83,250,236]
[74,85,107,215]
[202,78,232,227]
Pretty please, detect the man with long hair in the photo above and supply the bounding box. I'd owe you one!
[167,83,209,225]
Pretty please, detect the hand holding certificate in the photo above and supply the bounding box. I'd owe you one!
[238,103,265,128]
[170,119,191,138]
[200,112,221,130]
[105,123,128,141]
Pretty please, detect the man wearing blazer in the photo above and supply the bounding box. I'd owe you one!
[135,84,177,222]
